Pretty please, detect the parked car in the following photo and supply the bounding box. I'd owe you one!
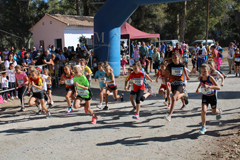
[188,39,214,53]
[152,40,181,49]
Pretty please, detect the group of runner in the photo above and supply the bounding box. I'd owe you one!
[12,41,240,134]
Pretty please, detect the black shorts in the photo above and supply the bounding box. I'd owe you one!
[130,90,136,95]
[153,62,159,69]
[171,84,183,93]
[148,57,152,61]
[235,62,240,66]
[66,86,75,92]
[202,94,217,109]
[76,89,92,101]
[47,88,52,91]
[32,91,44,99]
[108,85,117,91]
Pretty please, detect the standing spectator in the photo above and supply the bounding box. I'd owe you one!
[92,57,98,76]
[4,53,17,69]
[197,43,207,71]
[39,45,43,52]
[121,41,127,56]
[146,42,151,49]
[21,52,34,68]
[228,42,235,73]
[3,48,9,61]
[151,48,160,74]
[36,50,53,66]
[139,42,149,74]
[134,45,140,61]
[121,56,128,76]
[181,41,187,50]
[32,47,37,58]
[160,42,166,54]
[76,44,81,54]
[172,43,183,57]
[165,45,173,63]
[17,47,24,62]
[148,45,154,73]
[130,41,134,58]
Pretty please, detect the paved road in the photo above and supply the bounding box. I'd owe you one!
[0,62,240,160]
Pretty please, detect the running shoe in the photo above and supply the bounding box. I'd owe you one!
[3,100,7,103]
[6,99,12,101]
[183,89,189,105]
[96,104,102,109]
[46,112,51,118]
[19,107,26,112]
[68,107,73,113]
[91,116,98,124]
[121,93,124,102]
[103,106,109,110]
[132,113,140,120]
[199,126,206,134]
[164,115,171,122]
[168,103,171,108]
[163,101,168,106]
[36,110,43,115]
[181,104,186,110]
[216,108,222,120]
[48,103,53,109]
[10,96,14,100]
[150,71,153,73]
[84,107,88,113]
[148,89,156,97]
[15,96,19,99]
[51,101,54,105]
[130,107,136,112]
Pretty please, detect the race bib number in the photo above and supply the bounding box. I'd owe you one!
[99,77,106,82]
[160,78,165,85]
[133,78,143,85]
[77,89,88,97]
[171,67,183,76]
[65,79,74,85]
[201,87,214,95]
[235,58,240,62]
[32,86,41,93]
[17,79,24,85]
[45,79,50,83]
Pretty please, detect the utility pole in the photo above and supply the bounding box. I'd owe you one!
[205,0,210,47]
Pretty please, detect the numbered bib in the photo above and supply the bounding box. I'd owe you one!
[235,58,240,62]
[160,78,165,85]
[106,78,114,85]
[201,87,214,95]
[77,89,88,97]
[99,77,106,82]
[17,79,24,85]
[171,67,183,76]
[133,78,143,85]
[65,79,74,85]
[32,86,41,93]
[45,79,50,83]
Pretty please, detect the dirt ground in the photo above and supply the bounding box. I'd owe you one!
[0,49,240,160]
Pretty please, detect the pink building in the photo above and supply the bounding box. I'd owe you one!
[30,13,94,50]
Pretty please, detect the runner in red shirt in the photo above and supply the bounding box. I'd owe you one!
[125,61,155,120]
[156,62,171,107]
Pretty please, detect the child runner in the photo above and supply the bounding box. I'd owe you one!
[15,65,28,111]
[7,63,17,100]
[28,69,50,118]
[125,61,155,119]
[207,61,224,87]
[73,65,97,124]
[196,64,222,134]
[102,65,124,110]
[80,59,92,88]
[156,62,171,107]
[233,48,240,77]
[121,56,128,76]
[164,52,190,122]
[43,69,53,107]
[191,51,197,73]
[125,67,136,112]
[59,65,75,113]
[94,62,106,109]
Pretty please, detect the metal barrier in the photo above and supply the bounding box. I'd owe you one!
[0,64,48,94]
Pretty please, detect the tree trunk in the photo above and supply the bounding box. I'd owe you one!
[82,0,89,16]
[76,0,81,16]
[179,1,187,42]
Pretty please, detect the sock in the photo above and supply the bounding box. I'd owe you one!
[99,103,102,106]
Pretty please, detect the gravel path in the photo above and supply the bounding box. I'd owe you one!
[0,62,240,160]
